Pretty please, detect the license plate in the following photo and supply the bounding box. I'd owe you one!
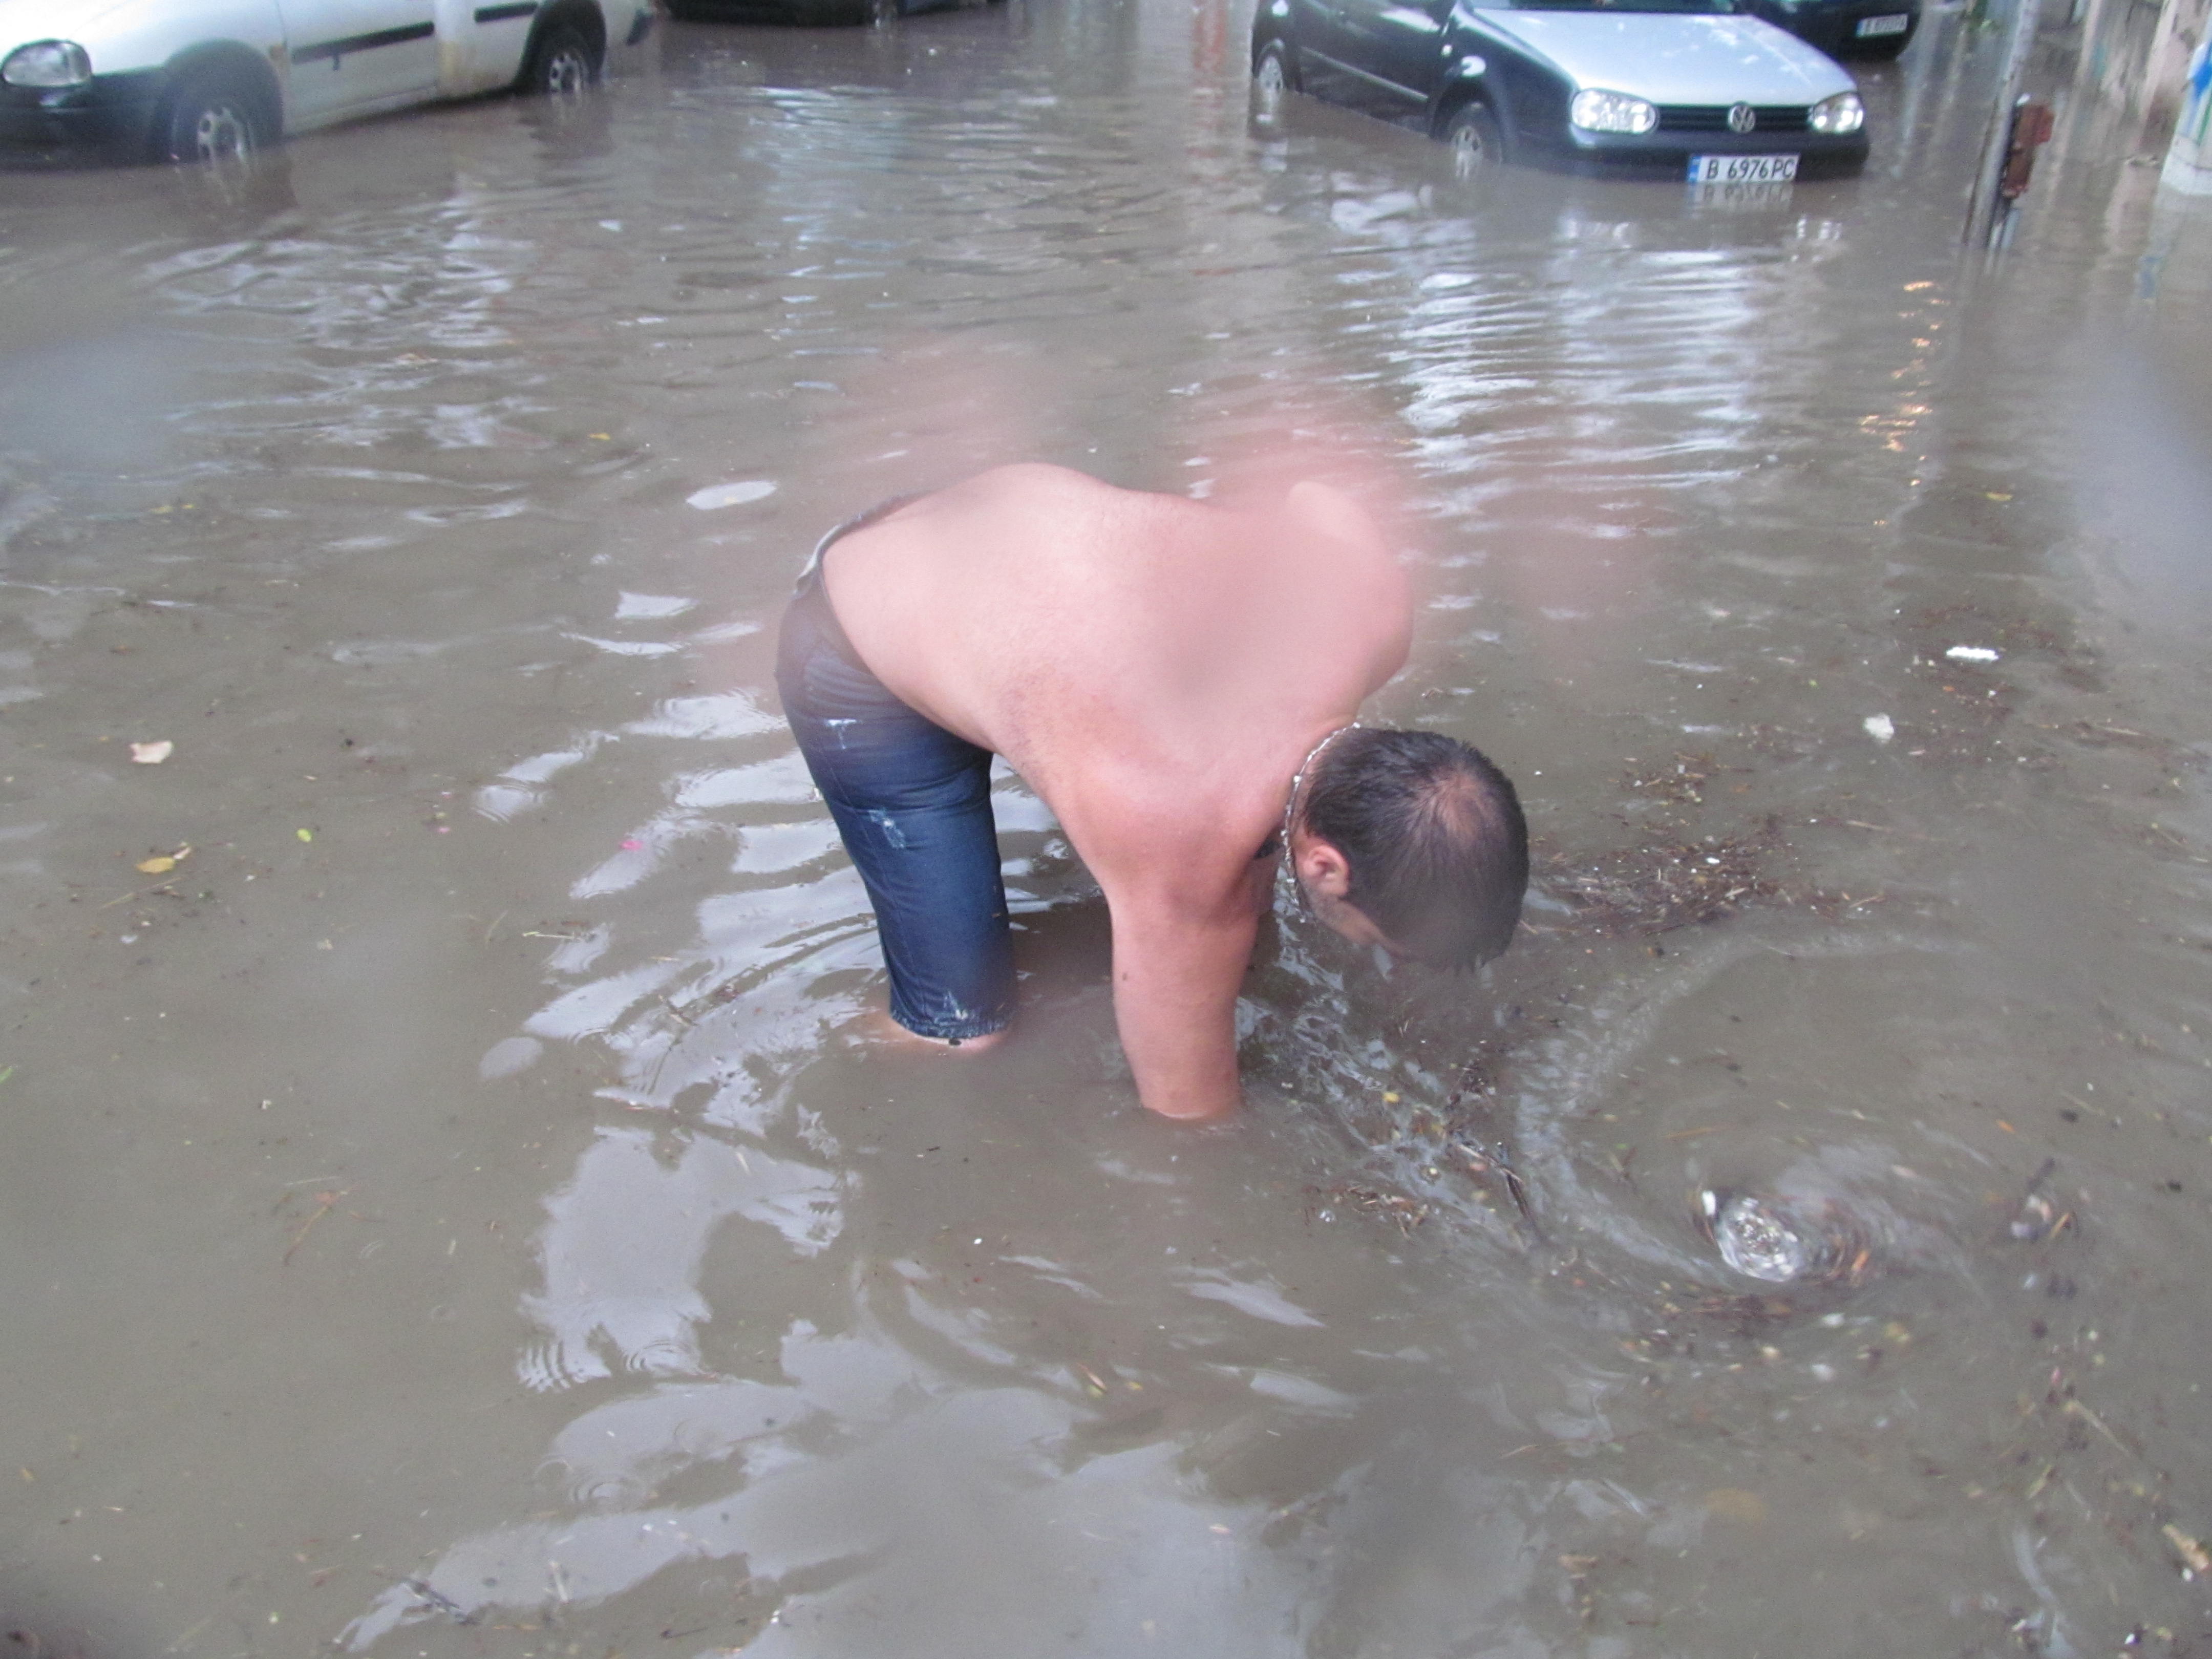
[1687,154,1799,183]
[1855,12,1909,32]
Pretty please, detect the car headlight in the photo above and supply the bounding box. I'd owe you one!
[1570,89,1658,135]
[1810,91,1865,134]
[2,40,92,88]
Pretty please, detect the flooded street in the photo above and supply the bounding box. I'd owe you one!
[5,1,2212,1652]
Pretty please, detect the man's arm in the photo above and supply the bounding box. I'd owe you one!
[1105,895,1260,1121]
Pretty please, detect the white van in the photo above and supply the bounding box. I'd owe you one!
[0,0,654,163]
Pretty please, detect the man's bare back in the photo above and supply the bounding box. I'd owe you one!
[778,464,1523,1121]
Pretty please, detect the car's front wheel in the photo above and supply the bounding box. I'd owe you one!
[522,22,601,94]
[156,70,271,165]
[1252,38,1298,116]
[1441,99,1503,177]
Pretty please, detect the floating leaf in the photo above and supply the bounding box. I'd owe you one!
[1705,1487,1769,1525]
[130,740,174,765]
[686,480,776,512]
[296,828,314,843]
[135,844,190,876]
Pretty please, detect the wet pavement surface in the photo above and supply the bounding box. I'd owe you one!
[5,3,2212,1654]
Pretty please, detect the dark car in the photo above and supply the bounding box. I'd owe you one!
[1251,0,1870,180]
[1734,0,1919,58]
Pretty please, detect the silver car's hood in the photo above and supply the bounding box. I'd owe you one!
[1467,10,1857,103]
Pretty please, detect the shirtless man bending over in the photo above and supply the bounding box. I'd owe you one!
[775,463,1527,1121]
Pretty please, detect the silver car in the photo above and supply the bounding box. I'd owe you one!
[1252,0,1870,179]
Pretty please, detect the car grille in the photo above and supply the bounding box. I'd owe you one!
[1655,104,1812,133]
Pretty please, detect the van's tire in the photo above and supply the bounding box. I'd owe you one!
[520,19,602,95]
[1441,100,1504,176]
[156,68,272,165]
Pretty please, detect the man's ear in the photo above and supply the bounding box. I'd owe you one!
[1286,480,1383,557]
[1294,835,1355,901]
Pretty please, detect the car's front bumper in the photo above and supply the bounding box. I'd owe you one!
[1544,121,1869,175]
[0,70,161,154]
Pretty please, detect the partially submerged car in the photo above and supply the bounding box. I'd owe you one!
[0,0,655,165]
[1251,0,1870,180]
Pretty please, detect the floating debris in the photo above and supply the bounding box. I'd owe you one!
[1944,645,2000,664]
[1317,1182,1430,1236]
[2008,1158,2073,1242]
[1546,822,1789,935]
[1863,714,1895,743]
[686,479,776,511]
[403,1578,475,1625]
[1622,751,1720,808]
[2163,1524,2211,1579]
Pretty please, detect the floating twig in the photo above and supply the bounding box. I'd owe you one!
[404,1579,474,1626]
[282,1188,347,1265]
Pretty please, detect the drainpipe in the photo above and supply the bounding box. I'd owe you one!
[1965,0,2045,245]
[2161,28,2212,190]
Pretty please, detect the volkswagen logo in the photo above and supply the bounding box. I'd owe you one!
[1727,102,1757,133]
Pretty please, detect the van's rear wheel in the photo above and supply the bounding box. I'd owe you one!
[522,21,601,95]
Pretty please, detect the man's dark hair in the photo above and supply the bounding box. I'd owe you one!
[1301,727,1528,970]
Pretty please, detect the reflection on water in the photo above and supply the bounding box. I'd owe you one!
[2,0,2211,1654]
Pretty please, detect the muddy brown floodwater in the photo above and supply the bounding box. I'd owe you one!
[5,2,2212,1654]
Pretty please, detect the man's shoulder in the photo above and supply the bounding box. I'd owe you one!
[948,462,1127,514]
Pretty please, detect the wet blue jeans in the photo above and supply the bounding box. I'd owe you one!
[774,512,1015,1041]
